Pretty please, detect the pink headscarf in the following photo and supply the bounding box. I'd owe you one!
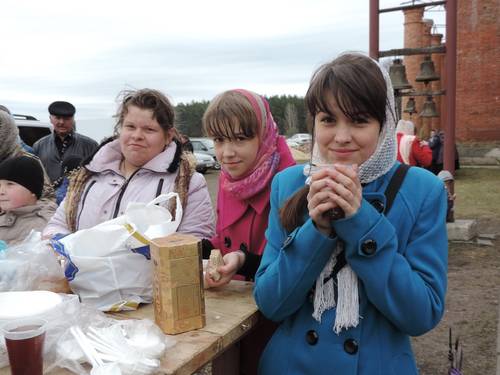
[220,89,280,200]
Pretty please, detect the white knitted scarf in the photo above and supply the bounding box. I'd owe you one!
[305,53,397,333]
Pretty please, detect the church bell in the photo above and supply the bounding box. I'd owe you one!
[404,97,417,115]
[389,59,412,90]
[419,96,439,117]
[415,55,440,83]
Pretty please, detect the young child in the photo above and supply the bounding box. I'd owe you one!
[254,53,447,374]
[202,89,296,286]
[0,156,56,245]
[201,89,296,375]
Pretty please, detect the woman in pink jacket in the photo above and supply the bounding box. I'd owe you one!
[44,89,215,240]
[201,89,295,375]
[202,89,295,287]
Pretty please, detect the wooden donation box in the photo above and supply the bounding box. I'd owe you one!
[150,233,206,334]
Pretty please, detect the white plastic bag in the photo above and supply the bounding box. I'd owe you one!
[0,231,68,293]
[52,193,182,311]
[54,318,175,375]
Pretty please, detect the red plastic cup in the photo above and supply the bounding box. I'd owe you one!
[1,318,47,375]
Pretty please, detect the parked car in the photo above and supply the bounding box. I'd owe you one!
[13,114,51,146]
[194,152,215,174]
[286,139,300,148]
[191,138,220,170]
[287,133,311,145]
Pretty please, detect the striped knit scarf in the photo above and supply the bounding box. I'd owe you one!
[220,89,280,200]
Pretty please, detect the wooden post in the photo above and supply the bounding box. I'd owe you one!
[444,0,457,179]
[369,0,379,60]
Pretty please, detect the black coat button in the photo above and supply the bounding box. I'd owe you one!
[306,330,319,345]
[224,237,231,248]
[371,199,385,213]
[361,239,377,255]
[239,242,248,252]
[344,338,358,355]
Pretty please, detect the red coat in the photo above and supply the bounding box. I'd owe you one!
[397,133,432,167]
[210,137,296,272]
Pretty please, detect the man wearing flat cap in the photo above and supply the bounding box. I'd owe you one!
[33,101,98,182]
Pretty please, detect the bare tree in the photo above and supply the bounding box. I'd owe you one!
[284,103,299,136]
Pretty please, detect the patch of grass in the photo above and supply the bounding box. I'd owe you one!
[453,167,500,219]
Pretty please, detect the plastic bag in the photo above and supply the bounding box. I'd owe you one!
[54,317,175,375]
[0,293,174,375]
[0,293,85,369]
[0,231,69,293]
[52,193,182,311]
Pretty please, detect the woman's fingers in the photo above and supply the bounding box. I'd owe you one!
[204,252,241,289]
[308,164,362,220]
[308,190,338,234]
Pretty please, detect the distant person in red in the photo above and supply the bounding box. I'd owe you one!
[396,119,432,167]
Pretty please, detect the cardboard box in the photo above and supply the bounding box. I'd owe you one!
[150,233,205,334]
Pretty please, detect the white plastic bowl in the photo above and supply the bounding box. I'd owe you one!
[0,291,62,321]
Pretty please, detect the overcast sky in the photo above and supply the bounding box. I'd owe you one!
[1,0,446,122]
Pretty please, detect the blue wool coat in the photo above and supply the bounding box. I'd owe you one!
[254,163,448,375]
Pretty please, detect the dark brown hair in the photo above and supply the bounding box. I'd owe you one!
[202,91,259,140]
[280,53,388,232]
[114,89,175,135]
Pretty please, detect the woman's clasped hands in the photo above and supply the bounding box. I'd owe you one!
[307,164,362,236]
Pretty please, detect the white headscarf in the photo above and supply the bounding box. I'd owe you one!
[396,119,415,135]
[305,52,397,333]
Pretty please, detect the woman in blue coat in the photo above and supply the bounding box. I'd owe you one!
[254,53,448,375]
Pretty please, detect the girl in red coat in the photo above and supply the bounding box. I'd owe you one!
[202,89,295,287]
[396,119,432,167]
[201,89,296,375]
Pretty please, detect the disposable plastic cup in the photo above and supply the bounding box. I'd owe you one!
[1,318,47,375]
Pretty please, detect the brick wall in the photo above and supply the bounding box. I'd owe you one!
[402,0,499,142]
[456,0,500,142]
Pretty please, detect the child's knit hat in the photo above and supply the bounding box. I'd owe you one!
[0,156,44,198]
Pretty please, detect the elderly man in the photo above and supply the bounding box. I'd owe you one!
[33,101,98,182]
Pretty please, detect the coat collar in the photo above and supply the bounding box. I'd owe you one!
[86,139,177,175]
[217,183,271,230]
[217,138,295,230]
[0,205,42,227]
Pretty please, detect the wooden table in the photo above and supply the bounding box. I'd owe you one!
[1,281,261,375]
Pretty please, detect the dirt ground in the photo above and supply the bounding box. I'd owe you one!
[412,217,500,375]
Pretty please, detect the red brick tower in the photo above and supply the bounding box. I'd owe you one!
[430,32,444,132]
[420,19,434,139]
[402,8,425,130]
[381,0,499,143]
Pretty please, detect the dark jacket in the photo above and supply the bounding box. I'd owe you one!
[33,132,98,182]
